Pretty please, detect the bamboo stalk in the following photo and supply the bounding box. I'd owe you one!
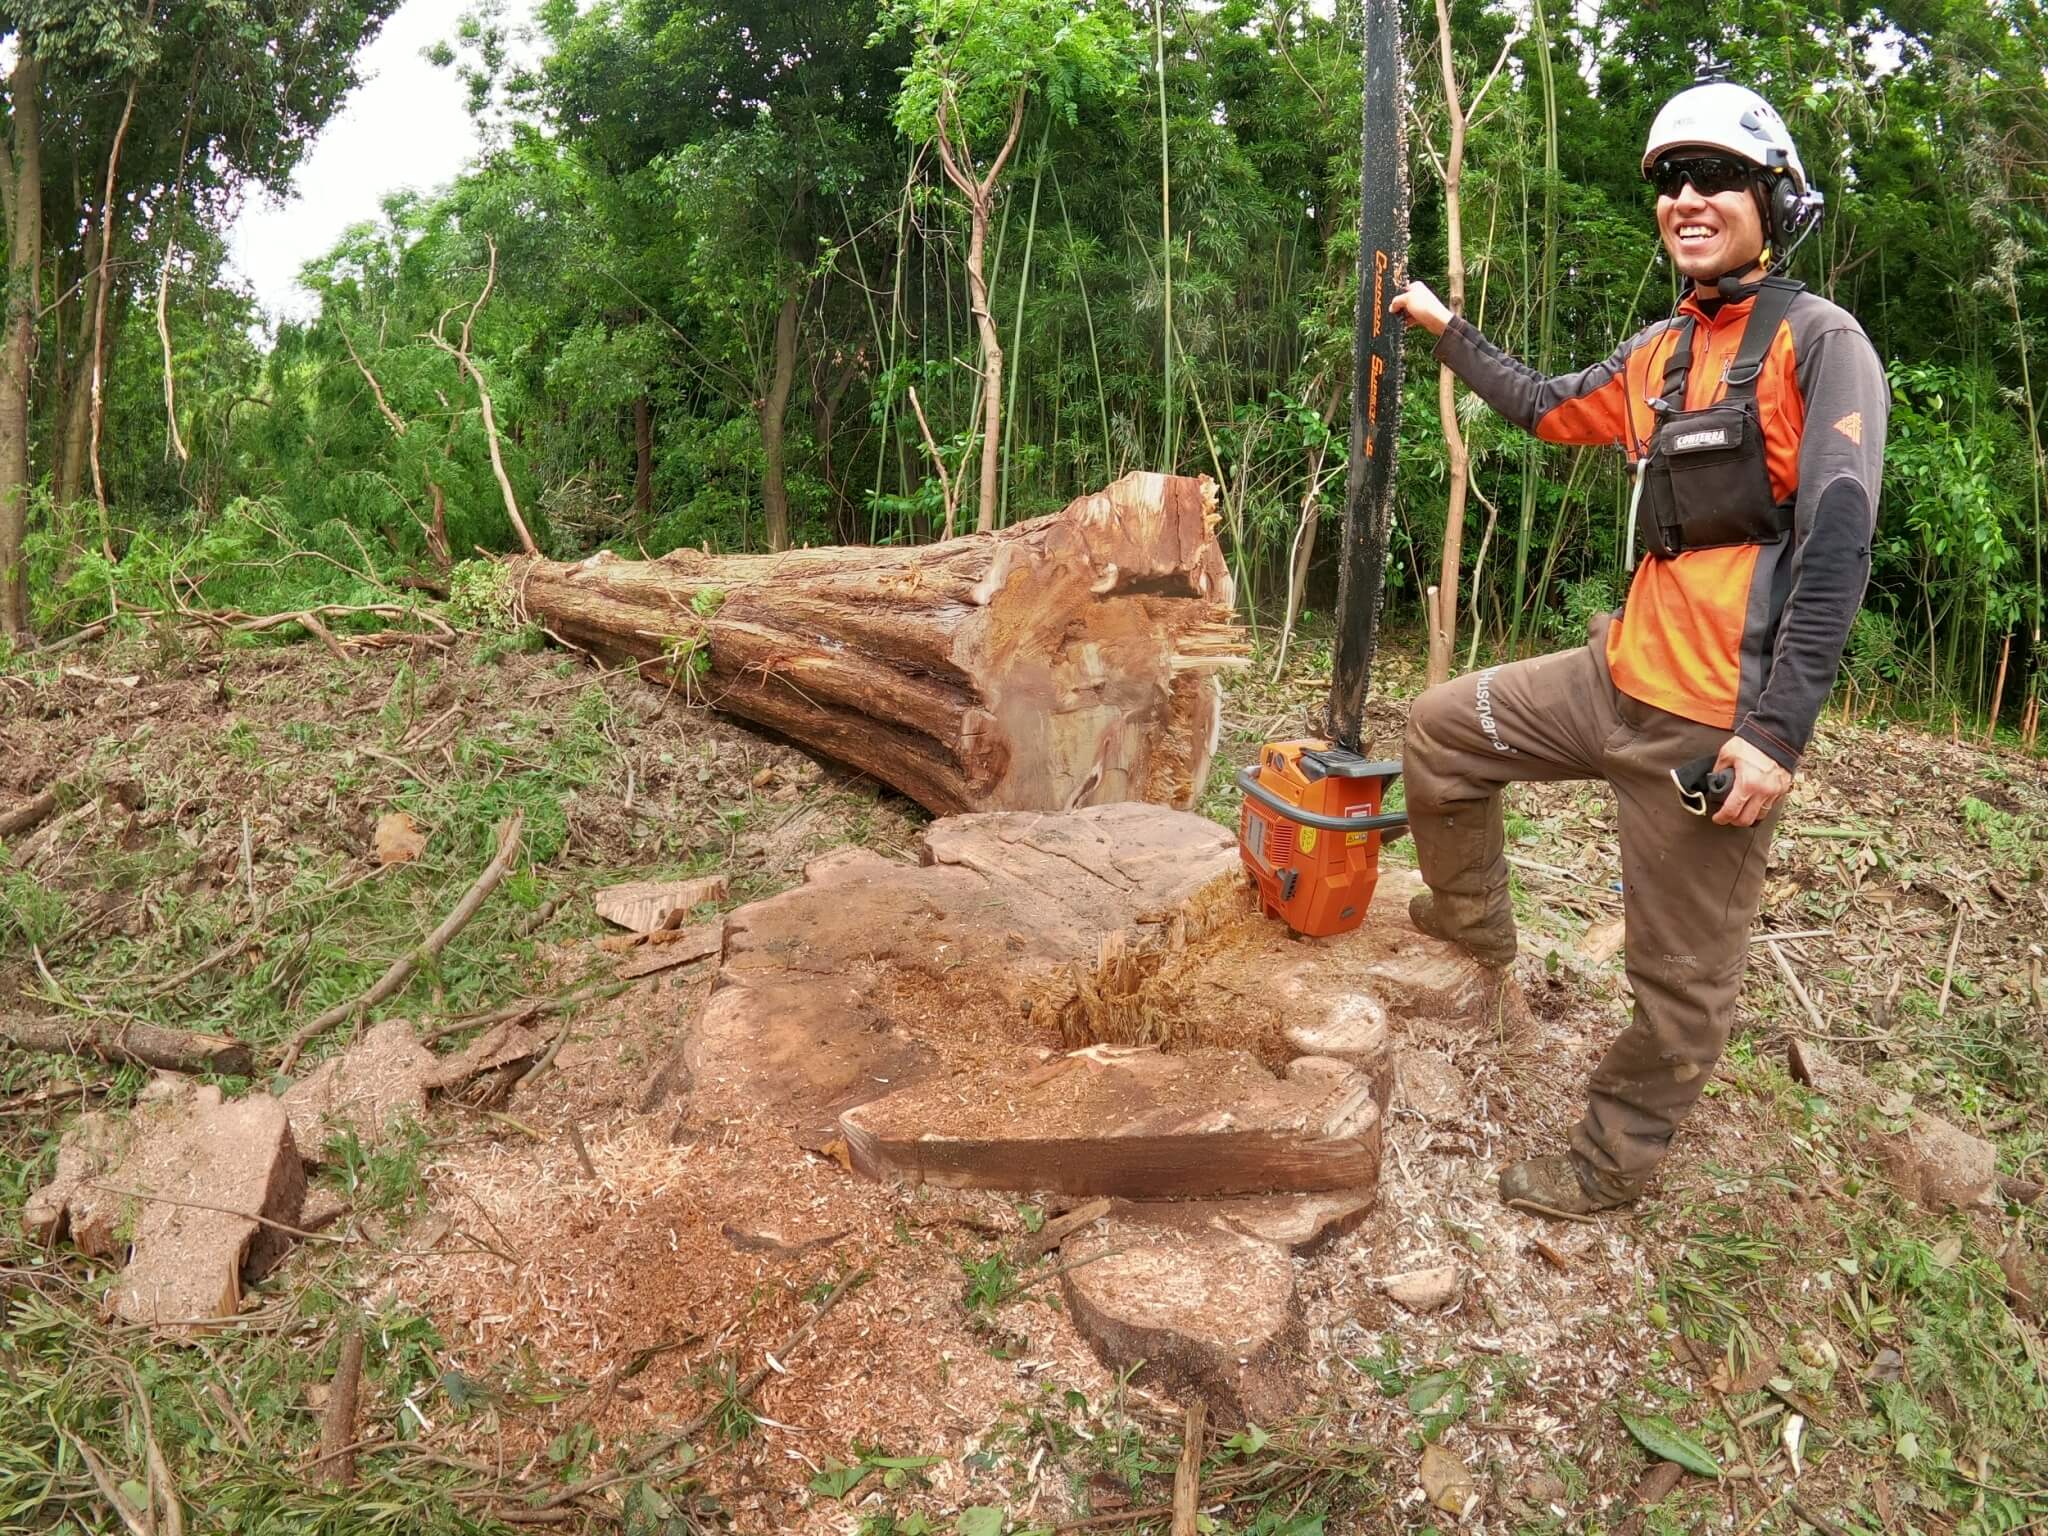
[1984,631,2011,743]
[1155,0,1174,469]
[1053,170,1112,483]
[999,116,1050,526]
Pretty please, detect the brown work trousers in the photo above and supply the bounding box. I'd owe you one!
[1402,613,1780,1199]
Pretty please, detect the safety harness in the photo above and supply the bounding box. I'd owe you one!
[1637,275,1804,560]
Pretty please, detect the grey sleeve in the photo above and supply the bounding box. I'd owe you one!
[1433,317,1652,445]
[1736,324,1889,770]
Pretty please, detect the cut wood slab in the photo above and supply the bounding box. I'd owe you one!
[1062,1218,1304,1424]
[512,473,1242,817]
[279,1019,434,1160]
[23,1080,305,1331]
[616,921,722,980]
[1103,1189,1376,1255]
[595,876,728,934]
[423,1021,546,1091]
[685,806,1516,1152]
[839,1043,1380,1199]
[373,811,427,866]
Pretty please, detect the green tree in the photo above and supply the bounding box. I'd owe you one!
[881,0,1137,530]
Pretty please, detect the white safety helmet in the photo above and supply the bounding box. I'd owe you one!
[1642,81,1823,252]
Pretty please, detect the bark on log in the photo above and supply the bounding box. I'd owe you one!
[508,472,1243,815]
[1,1013,254,1076]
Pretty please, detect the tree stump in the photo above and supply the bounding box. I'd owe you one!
[509,472,1243,815]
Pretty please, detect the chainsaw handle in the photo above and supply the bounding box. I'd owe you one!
[1236,767,1410,833]
[1670,753,1735,816]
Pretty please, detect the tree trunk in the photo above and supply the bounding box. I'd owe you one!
[0,51,42,637]
[633,394,653,520]
[510,472,1244,815]
[758,290,799,552]
[965,197,1004,533]
[52,212,102,509]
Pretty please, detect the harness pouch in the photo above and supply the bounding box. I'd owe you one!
[1635,277,1805,561]
[1640,400,1783,557]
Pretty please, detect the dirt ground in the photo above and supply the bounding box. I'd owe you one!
[4,627,2045,1533]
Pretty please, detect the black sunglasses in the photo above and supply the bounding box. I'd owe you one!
[1648,155,1755,199]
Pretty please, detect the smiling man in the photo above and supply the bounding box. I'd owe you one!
[1388,79,1888,1217]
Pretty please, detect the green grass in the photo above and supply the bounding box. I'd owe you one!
[0,638,819,1535]
[6,623,2046,1534]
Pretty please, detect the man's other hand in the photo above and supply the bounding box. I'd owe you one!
[1390,281,1453,336]
[1711,736,1792,827]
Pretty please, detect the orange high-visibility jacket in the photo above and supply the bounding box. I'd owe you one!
[1435,281,1887,769]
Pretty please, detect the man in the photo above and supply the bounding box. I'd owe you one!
[1388,79,1887,1216]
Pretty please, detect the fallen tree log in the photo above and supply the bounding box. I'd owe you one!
[1,1013,254,1076]
[508,472,1243,815]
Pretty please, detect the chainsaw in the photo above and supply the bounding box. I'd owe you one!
[1237,0,1409,940]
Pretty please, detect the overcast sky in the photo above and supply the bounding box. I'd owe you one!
[225,0,542,325]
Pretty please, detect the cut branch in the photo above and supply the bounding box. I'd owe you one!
[278,812,525,1072]
[1,1013,254,1076]
[906,384,960,539]
[425,236,536,555]
[0,785,61,838]
[315,1321,366,1487]
[342,327,408,439]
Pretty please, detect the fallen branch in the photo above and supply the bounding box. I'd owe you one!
[0,787,60,839]
[1171,1399,1207,1536]
[0,1013,253,1076]
[81,1182,344,1245]
[419,978,630,1046]
[142,1403,187,1536]
[316,1321,366,1487]
[279,812,525,1072]
[189,603,458,642]
[1936,904,1966,1017]
[1011,1197,1111,1267]
[142,861,388,1000]
[298,609,354,668]
[512,1013,574,1094]
[1763,939,1827,1035]
[64,1433,151,1536]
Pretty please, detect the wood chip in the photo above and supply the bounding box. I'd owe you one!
[373,811,428,866]
[1384,1263,1460,1313]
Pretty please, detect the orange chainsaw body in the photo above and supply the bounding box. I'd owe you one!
[1236,740,1404,939]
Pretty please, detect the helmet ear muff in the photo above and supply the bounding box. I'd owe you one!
[1755,171,1807,249]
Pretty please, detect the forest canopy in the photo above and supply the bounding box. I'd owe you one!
[1,0,2043,735]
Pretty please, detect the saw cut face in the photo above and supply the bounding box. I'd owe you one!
[1655,154,1766,284]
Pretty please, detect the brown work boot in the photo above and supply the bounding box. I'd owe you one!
[1498,1154,1636,1218]
[1409,888,1518,968]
